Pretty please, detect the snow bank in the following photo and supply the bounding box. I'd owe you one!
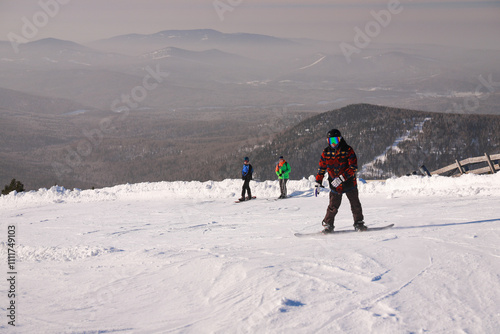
[1,173,499,209]
[360,172,500,198]
[0,178,314,209]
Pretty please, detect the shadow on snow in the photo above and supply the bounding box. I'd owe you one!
[393,218,500,230]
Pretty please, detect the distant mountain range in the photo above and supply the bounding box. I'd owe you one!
[1,29,499,113]
[99,28,293,43]
[90,29,296,56]
[1,29,500,189]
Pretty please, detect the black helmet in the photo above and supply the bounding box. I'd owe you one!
[327,129,341,137]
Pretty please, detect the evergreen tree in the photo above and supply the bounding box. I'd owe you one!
[2,179,25,195]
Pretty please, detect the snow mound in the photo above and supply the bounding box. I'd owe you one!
[360,173,500,197]
[1,173,499,210]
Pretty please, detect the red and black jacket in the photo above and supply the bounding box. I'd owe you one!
[316,138,358,194]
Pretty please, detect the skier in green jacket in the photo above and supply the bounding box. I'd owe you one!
[276,156,291,199]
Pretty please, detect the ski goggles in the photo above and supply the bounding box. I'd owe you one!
[328,136,341,146]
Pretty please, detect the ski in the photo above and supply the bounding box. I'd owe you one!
[235,196,256,203]
[294,224,394,237]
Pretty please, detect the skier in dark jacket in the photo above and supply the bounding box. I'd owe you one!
[239,157,253,201]
[315,129,366,233]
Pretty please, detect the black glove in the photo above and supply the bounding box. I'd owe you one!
[314,182,324,197]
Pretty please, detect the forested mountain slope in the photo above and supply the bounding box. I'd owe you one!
[244,104,500,180]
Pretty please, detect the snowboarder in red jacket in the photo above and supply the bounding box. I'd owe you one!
[315,129,366,233]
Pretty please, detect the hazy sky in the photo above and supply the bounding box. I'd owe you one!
[1,0,500,50]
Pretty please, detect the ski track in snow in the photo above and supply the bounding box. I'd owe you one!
[298,55,326,70]
[361,117,432,177]
[1,174,500,333]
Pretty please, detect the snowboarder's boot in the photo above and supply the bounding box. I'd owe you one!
[353,221,367,231]
[238,197,245,202]
[322,221,334,234]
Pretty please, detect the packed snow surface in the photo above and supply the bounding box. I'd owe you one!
[1,173,500,333]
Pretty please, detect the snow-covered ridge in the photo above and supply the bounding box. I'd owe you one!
[1,173,499,209]
[361,117,432,177]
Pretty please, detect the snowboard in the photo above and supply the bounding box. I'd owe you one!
[294,224,394,237]
[235,196,256,203]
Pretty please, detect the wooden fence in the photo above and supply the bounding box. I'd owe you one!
[431,153,500,177]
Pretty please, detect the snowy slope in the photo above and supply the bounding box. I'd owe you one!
[361,117,432,177]
[1,174,500,333]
